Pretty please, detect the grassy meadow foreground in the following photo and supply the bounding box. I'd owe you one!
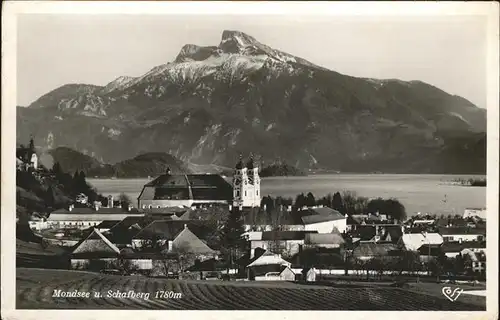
[17,268,485,310]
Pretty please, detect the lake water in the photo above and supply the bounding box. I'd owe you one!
[87,174,486,217]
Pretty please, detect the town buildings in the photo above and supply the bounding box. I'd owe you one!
[47,205,143,229]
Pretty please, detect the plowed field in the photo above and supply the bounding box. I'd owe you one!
[16,268,485,310]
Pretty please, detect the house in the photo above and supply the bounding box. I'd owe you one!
[350,225,403,243]
[47,205,144,229]
[186,258,228,280]
[301,207,347,233]
[261,265,296,281]
[461,249,486,274]
[95,220,120,232]
[244,224,305,232]
[417,244,443,263]
[70,229,121,270]
[28,217,49,231]
[246,250,292,280]
[104,216,157,246]
[438,227,486,243]
[436,217,468,228]
[440,241,486,258]
[305,267,317,282]
[16,143,38,171]
[131,220,216,258]
[137,169,234,209]
[248,230,317,258]
[398,233,443,251]
[290,247,345,270]
[351,242,400,262]
[463,208,486,219]
[303,233,345,249]
[347,213,393,228]
[412,219,435,226]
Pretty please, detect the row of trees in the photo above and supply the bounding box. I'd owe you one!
[254,191,407,228]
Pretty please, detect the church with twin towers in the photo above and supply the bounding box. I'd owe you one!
[232,155,261,209]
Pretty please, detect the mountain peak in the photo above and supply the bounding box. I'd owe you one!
[174,44,218,63]
[219,30,259,53]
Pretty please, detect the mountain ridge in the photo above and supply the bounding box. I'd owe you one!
[17,30,486,174]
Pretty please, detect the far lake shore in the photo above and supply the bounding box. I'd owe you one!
[87,174,486,217]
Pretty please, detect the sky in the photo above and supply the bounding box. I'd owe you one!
[17,14,487,108]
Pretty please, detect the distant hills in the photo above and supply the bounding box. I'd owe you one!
[46,147,193,178]
[260,162,306,177]
[17,30,486,174]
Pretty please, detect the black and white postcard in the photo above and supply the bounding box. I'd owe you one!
[1,2,498,320]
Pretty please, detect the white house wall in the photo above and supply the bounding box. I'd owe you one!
[304,219,346,234]
[442,234,484,242]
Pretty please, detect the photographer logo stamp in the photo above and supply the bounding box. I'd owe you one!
[441,287,463,302]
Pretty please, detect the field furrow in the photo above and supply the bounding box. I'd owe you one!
[16,269,486,311]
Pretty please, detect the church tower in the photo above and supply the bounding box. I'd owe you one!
[233,154,260,208]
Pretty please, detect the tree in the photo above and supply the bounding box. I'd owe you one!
[305,192,316,207]
[44,186,56,208]
[332,192,344,213]
[173,241,198,276]
[294,193,307,209]
[220,208,248,275]
[52,162,62,176]
[118,193,132,207]
[385,199,407,222]
[342,191,360,214]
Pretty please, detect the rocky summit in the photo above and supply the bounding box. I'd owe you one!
[17,30,486,173]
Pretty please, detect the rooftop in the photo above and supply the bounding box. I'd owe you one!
[304,233,345,245]
[139,174,233,201]
[438,227,486,235]
[260,231,317,241]
[352,242,400,258]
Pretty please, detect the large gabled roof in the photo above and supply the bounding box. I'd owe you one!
[352,242,400,258]
[247,250,291,267]
[71,229,120,255]
[132,220,214,241]
[139,173,233,201]
[173,227,215,254]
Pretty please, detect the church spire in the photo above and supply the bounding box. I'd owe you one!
[235,154,244,170]
[246,153,254,169]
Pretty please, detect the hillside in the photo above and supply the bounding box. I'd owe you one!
[17,30,487,174]
[260,163,306,177]
[47,147,193,177]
